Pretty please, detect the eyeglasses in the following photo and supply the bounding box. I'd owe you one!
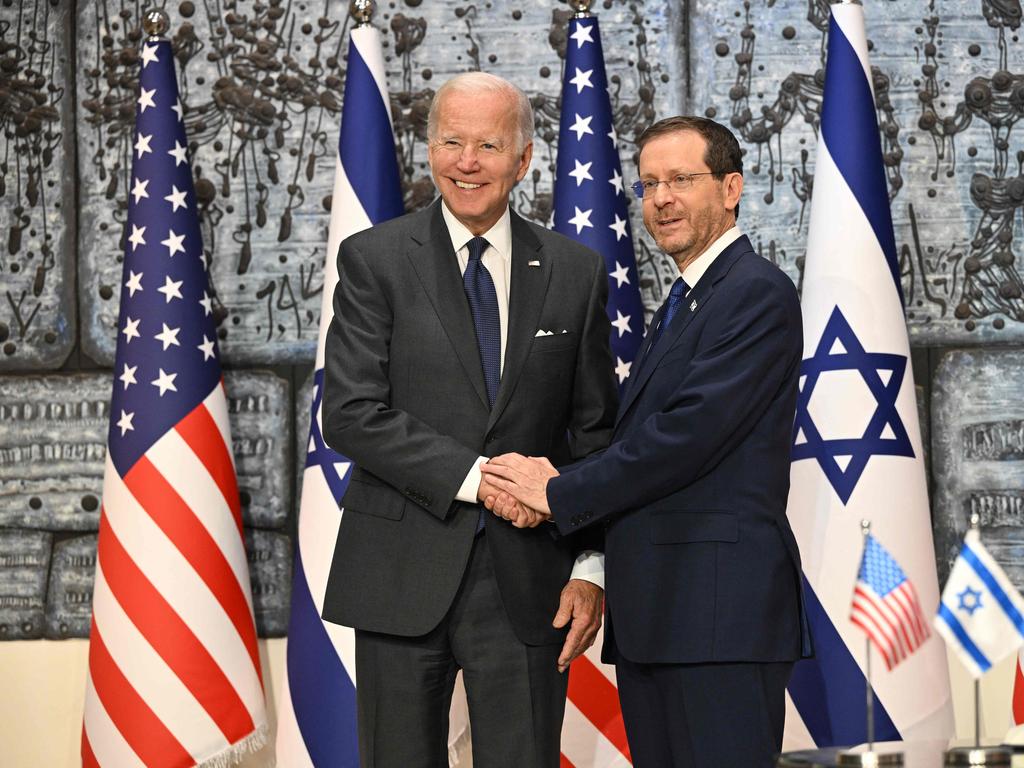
[631,172,717,199]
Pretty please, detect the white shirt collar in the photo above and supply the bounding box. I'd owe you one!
[681,225,742,291]
[440,201,513,264]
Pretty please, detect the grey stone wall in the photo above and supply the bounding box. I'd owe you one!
[0,0,1021,639]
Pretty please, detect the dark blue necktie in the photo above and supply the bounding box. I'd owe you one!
[463,236,501,408]
[654,277,689,343]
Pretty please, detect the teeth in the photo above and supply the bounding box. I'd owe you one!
[454,180,481,190]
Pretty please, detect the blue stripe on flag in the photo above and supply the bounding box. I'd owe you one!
[963,544,1024,635]
[338,42,403,225]
[820,16,902,304]
[788,575,900,745]
[937,602,992,673]
[286,547,360,767]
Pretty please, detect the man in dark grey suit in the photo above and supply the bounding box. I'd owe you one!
[320,72,618,767]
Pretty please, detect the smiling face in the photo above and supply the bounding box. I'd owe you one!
[428,88,533,236]
[639,130,742,271]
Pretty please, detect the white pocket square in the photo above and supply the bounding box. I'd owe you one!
[534,329,554,337]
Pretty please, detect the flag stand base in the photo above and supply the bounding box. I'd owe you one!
[837,750,904,766]
[943,747,1011,766]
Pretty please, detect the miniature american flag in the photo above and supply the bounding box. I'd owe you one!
[850,533,930,671]
[81,36,266,767]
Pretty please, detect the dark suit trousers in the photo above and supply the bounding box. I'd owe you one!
[615,655,792,768]
[354,533,567,768]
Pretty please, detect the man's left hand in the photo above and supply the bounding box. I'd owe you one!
[553,579,603,673]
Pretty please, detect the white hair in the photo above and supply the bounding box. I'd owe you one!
[427,72,534,152]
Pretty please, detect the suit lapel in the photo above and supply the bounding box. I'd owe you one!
[617,236,753,422]
[487,212,549,431]
[404,201,490,410]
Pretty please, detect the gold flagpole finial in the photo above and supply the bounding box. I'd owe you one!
[351,0,376,27]
[142,9,170,40]
[569,0,593,20]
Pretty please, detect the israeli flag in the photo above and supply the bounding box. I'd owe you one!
[935,529,1024,678]
[274,23,403,767]
[783,1,954,748]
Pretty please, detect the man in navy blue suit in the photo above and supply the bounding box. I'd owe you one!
[483,116,812,768]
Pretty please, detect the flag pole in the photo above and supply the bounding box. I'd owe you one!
[838,521,902,766]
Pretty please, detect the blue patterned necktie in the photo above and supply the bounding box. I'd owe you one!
[654,277,689,342]
[463,236,501,408]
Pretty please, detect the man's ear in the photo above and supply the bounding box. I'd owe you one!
[723,172,743,214]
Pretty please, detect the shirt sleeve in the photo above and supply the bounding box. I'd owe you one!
[568,550,604,590]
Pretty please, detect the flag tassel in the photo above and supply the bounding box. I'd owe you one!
[196,724,268,768]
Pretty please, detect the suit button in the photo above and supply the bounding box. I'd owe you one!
[486,432,498,443]
[583,511,593,520]
[571,515,581,526]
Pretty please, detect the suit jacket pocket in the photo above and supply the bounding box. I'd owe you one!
[649,510,738,544]
[341,478,406,521]
[530,331,577,354]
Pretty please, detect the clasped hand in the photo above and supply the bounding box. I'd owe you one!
[479,453,557,528]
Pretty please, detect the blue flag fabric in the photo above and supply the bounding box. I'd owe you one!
[553,15,644,390]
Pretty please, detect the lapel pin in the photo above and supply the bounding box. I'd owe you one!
[690,300,697,311]
[528,260,541,267]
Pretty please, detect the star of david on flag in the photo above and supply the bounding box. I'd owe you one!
[553,14,644,392]
[934,529,1024,679]
[82,36,267,767]
[783,0,952,750]
[791,306,914,505]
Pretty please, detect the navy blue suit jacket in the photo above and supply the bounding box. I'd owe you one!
[547,235,812,665]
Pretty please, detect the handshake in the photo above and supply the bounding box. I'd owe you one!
[477,453,558,529]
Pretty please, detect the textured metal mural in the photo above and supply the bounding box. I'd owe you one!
[0,371,293,639]
[690,0,1024,344]
[1,0,1022,642]
[933,349,1024,588]
[0,0,76,369]
[76,0,680,366]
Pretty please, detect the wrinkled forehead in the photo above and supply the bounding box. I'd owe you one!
[638,130,709,174]
[434,90,518,137]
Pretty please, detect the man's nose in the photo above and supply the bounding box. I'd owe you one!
[651,181,674,207]
[456,145,479,171]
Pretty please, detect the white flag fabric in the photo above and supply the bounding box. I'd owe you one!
[783,1,953,747]
[934,529,1024,678]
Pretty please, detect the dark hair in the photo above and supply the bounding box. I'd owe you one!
[637,116,743,217]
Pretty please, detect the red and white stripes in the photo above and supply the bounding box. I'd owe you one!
[84,386,266,767]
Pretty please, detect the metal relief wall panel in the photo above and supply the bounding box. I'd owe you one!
[0,371,292,639]
[0,530,51,640]
[690,0,1024,344]
[76,0,684,370]
[225,369,292,529]
[932,349,1024,588]
[0,0,76,369]
[0,374,109,532]
[76,0,352,365]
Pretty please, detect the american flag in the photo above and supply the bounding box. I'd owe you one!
[81,37,267,766]
[552,11,636,768]
[849,534,930,671]
[553,11,644,393]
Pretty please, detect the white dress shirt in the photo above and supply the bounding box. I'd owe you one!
[681,225,742,292]
[441,202,604,588]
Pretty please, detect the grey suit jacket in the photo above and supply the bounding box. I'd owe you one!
[320,199,617,645]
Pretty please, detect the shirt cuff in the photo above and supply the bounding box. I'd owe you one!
[455,456,488,504]
[568,550,605,590]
